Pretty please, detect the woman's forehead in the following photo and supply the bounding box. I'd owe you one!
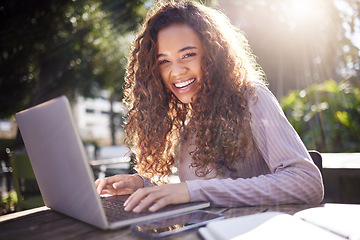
[157,24,202,54]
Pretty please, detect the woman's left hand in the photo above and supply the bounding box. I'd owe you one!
[124,182,190,213]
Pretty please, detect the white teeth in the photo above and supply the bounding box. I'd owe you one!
[174,78,195,88]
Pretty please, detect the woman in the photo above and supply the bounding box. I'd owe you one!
[95,0,324,213]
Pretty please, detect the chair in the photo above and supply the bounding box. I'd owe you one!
[308,150,322,174]
[10,152,44,211]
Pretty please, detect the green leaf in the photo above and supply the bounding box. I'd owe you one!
[335,111,351,128]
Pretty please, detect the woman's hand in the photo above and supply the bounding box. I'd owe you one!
[124,182,190,213]
[95,174,144,196]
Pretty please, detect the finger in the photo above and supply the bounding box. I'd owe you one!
[123,189,145,211]
[148,196,170,212]
[112,182,133,195]
[123,188,138,207]
[94,178,105,188]
[113,180,130,190]
[124,186,150,206]
[96,178,114,195]
[96,175,128,194]
[95,179,100,188]
[128,188,167,213]
[124,188,155,212]
[132,194,160,213]
[95,179,106,195]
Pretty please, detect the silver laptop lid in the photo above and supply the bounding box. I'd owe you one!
[16,96,108,229]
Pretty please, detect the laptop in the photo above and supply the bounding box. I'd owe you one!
[15,95,210,230]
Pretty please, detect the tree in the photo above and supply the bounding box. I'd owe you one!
[1,0,75,118]
[218,0,360,99]
[335,0,360,80]
[0,0,148,148]
[0,0,146,119]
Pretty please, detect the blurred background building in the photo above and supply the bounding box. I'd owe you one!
[73,91,126,146]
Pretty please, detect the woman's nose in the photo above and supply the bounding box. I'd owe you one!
[170,62,187,77]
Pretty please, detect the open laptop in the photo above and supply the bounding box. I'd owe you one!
[15,95,209,230]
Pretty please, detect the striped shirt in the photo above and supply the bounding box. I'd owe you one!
[143,83,324,206]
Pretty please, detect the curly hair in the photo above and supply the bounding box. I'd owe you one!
[123,0,266,182]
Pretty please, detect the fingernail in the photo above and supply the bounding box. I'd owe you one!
[133,206,140,213]
[149,204,157,212]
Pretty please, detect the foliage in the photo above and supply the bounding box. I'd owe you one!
[0,0,146,119]
[219,0,360,98]
[0,191,17,215]
[281,78,360,153]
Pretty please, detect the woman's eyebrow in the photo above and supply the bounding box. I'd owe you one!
[156,53,165,58]
[179,46,197,52]
[156,46,198,58]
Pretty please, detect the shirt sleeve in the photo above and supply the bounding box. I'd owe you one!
[186,84,324,207]
[135,174,156,188]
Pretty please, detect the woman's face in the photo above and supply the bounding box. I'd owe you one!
[157,24,204,104]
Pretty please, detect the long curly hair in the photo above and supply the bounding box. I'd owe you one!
[123,0,265,182]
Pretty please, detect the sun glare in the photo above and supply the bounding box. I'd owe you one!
[280,0,327,31]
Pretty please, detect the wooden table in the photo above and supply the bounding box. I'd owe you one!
[0,203,321,240]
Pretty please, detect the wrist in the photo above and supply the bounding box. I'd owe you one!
[133,174,145,188]
[134,174,156,187]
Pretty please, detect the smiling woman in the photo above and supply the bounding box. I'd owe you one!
[95,0,324,213]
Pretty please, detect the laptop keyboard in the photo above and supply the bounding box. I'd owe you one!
[101,195,209,224]
[101,195,148,222]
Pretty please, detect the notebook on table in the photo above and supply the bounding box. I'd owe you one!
[15,96,209,230]
[199,204,360,240]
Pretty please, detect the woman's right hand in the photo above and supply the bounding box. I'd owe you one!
[95,174,144,196]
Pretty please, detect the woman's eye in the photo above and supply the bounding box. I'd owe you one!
[183,53,196,59]
[159,60,169,65]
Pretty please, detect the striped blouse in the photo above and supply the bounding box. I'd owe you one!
[143,83,324,206]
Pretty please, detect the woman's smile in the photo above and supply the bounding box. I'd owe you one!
[174,78,196,89]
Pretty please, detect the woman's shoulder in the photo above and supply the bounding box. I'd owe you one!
[251,80,269,93]
[246,80,270,101]
[246,80,282,111]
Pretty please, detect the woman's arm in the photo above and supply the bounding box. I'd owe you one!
[186,84,324,206]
